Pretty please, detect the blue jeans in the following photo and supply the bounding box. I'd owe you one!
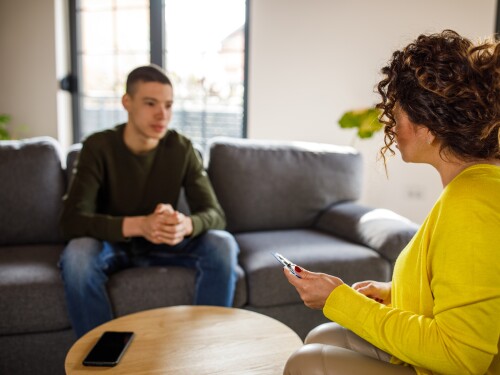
[59,230,239,338]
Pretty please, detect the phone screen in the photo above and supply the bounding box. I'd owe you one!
[82,331,134,367]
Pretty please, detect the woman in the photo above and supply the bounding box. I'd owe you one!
[283,30,499,375]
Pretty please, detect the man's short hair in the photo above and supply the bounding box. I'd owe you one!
[126,64,172,95]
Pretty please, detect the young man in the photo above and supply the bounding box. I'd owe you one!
[59,65,239,338]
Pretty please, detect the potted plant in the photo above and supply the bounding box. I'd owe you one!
[0,114,12,140]
[338,107,383,139]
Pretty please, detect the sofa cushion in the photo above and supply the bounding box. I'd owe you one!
[65,142,82,186]
[235,229,390,307]
[207,138,363,233]
[0,243,248,336]
[0,244,70,335]
[315,201,419,264]
[108,263,247,316]
[0,137,65,245]
[0,329,75,375]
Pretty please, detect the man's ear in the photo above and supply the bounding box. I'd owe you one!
[122,93,130,111]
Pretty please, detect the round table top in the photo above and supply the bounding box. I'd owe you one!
[65,305,303,374]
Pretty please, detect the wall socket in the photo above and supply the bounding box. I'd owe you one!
[406,185,425,200]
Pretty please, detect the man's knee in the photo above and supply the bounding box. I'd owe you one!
[60,237,103,278]
[203,230,239,259]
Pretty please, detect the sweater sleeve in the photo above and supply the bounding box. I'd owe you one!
[182,143,226,237]
[324,283,498,374]
[60,138,125,242]
[323,172,500,375]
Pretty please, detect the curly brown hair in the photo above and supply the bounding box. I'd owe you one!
[376,30,500,164]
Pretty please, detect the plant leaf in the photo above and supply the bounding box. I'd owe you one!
[0,114,12,140]
[338,108,383,139]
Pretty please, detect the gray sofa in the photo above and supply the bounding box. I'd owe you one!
[0,136,419,375]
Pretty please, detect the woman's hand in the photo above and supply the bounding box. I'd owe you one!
[283,266,344,310]
[352,280,392,305]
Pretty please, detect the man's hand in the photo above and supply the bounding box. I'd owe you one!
[152,204,193,246]
[283,266,344,310]
[122,203,193,246]
[352,280,392,305]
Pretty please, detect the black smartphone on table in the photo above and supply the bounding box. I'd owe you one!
[82,331,135,367]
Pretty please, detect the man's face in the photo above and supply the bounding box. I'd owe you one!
[122,81,174,142]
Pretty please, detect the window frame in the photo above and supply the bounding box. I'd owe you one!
[496,0,500,40]
[66,0,249,143]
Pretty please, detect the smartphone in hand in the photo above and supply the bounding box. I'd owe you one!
[273,252,302,278]
[82,331,134,367]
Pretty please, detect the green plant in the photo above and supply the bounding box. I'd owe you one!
[0,114,12,140]
[338,107,383,139]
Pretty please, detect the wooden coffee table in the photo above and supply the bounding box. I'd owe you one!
[65,306,303,374]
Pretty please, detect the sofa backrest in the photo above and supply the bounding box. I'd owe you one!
[207,137,363,233]
[65,142,82,187]
[0,137,65,245]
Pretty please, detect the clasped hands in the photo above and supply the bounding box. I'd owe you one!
[283,266,391,310]
[141,203,193,246]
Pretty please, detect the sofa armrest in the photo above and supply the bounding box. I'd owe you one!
[314,201,419,264]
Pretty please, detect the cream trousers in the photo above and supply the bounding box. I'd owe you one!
[284,323,416,375]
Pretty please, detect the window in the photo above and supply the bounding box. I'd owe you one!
[164,0,246,148]
[69,0,247,147]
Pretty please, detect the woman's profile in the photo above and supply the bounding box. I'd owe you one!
[283,30,500,375]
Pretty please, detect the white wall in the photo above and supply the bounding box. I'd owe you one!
[0,0,496,222]
[0,0,56,139]
[0,0,72,149]
[248,0,497,223]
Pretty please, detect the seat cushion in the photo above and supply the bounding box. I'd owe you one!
[108,263,247,316]
[0,245,70,335]
[235,229,391,307]
[208,138,362,233]
[0,243,247,336]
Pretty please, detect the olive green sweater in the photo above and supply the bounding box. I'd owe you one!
[60,124,226,244]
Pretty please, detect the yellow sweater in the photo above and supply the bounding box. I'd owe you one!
[323,164,500,375]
